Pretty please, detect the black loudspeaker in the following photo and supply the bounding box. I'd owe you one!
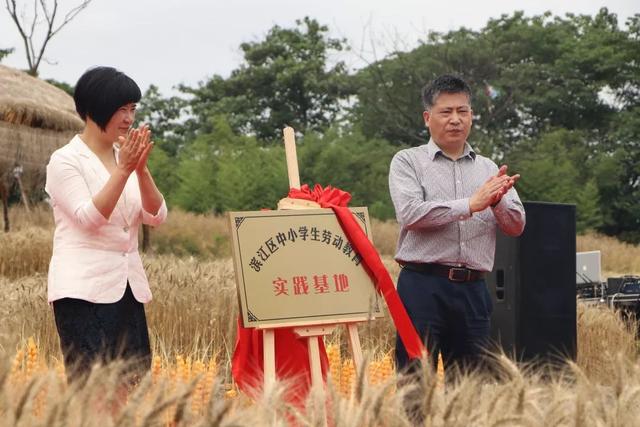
[486,201,577,363]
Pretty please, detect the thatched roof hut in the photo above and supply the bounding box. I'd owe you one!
[0,64,83,194]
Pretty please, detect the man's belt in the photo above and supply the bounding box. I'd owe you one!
[400,262,485,282]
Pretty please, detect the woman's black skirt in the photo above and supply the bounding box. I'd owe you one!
[52,283,151,382]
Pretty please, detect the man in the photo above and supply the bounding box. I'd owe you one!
[389,74,526,377]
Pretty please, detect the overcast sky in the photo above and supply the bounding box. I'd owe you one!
[0,1,636,95]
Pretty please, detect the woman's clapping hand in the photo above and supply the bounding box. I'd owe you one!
[117,124,154,175]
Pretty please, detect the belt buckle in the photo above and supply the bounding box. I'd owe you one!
[448,267,470,282]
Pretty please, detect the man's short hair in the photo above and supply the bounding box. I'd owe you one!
[74,66,141,130]
[421,75,472,111]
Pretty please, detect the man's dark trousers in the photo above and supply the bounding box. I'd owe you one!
[395,267,493,375]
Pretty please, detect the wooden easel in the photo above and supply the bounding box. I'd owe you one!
[260,127,365,402]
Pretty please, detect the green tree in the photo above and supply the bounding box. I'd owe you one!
[171,118,227,213]
[215,141,288,212]
[352,8,639,237]
[354,9,638,154]
[575,180,604,232]
[182,17,352,141]
[45,78,73,95]
[137,85,187,157]
[172,116,290,213]
[147,144,179,207]
[507,130,603,233]
[594,106,640,242]
[0,47,14,62]
[298,128,398,219]
[115,10,640,238]
[353,28,503,151]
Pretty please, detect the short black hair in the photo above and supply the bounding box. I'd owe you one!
[421,74,472,111]
[74,66,141,130]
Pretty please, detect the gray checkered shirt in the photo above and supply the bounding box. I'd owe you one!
[389,139,526,272]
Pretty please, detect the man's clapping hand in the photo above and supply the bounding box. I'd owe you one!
[469,165,520,213]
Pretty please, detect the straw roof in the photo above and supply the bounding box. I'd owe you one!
[0,64,83,132]
[0,65,81,193]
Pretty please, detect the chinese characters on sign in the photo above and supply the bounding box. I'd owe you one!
[272,273,351,296]
[249,226,362,272]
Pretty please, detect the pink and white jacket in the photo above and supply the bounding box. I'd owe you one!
[45,135,167,304]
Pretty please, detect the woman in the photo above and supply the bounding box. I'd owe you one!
[45,66,167,381]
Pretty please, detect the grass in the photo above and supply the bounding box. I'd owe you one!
[3,338,640,426]
[2,204,640,425]
[577,233,640,277]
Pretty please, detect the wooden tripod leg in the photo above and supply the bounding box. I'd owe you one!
[307,336,323,388]
[347,323,364,373]
[294,324,336,390]
[263,329,276,390]
[307,335,328,427]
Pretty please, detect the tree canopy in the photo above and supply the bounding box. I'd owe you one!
[180,17,352,142]
[134,9,640,240]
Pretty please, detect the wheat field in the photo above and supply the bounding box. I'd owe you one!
[2,205,640,426]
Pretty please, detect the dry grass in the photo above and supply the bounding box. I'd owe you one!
[1,253,637,375]
[578,233,640,276]
[575,303,638,385]
[370,218,399,257]
[6,204,54,230]
[149,208,231,257]
[144,256,238,364]
[3,205,640,425]
[3,339,640,426]
[8,205,636,271]
[2,206,400,260]
[0,227,51,278]
[0,255,400,368]
[150,210,401,258]
[0,205,53,278]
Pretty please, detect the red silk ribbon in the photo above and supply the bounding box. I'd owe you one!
[288,184,426,360]
[231,317,329,406]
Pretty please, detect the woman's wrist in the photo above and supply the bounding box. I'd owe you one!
[136,166,151,177]
[114,166,131,180]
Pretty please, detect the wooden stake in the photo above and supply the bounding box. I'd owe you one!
[278,126,320,210]
[1,181,9,232]
[283,127,300,189]
[13,167,30,214]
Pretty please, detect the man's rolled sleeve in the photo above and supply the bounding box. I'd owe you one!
[141,198,168,226]
[451,198,473,221]
[492,188,526,236]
